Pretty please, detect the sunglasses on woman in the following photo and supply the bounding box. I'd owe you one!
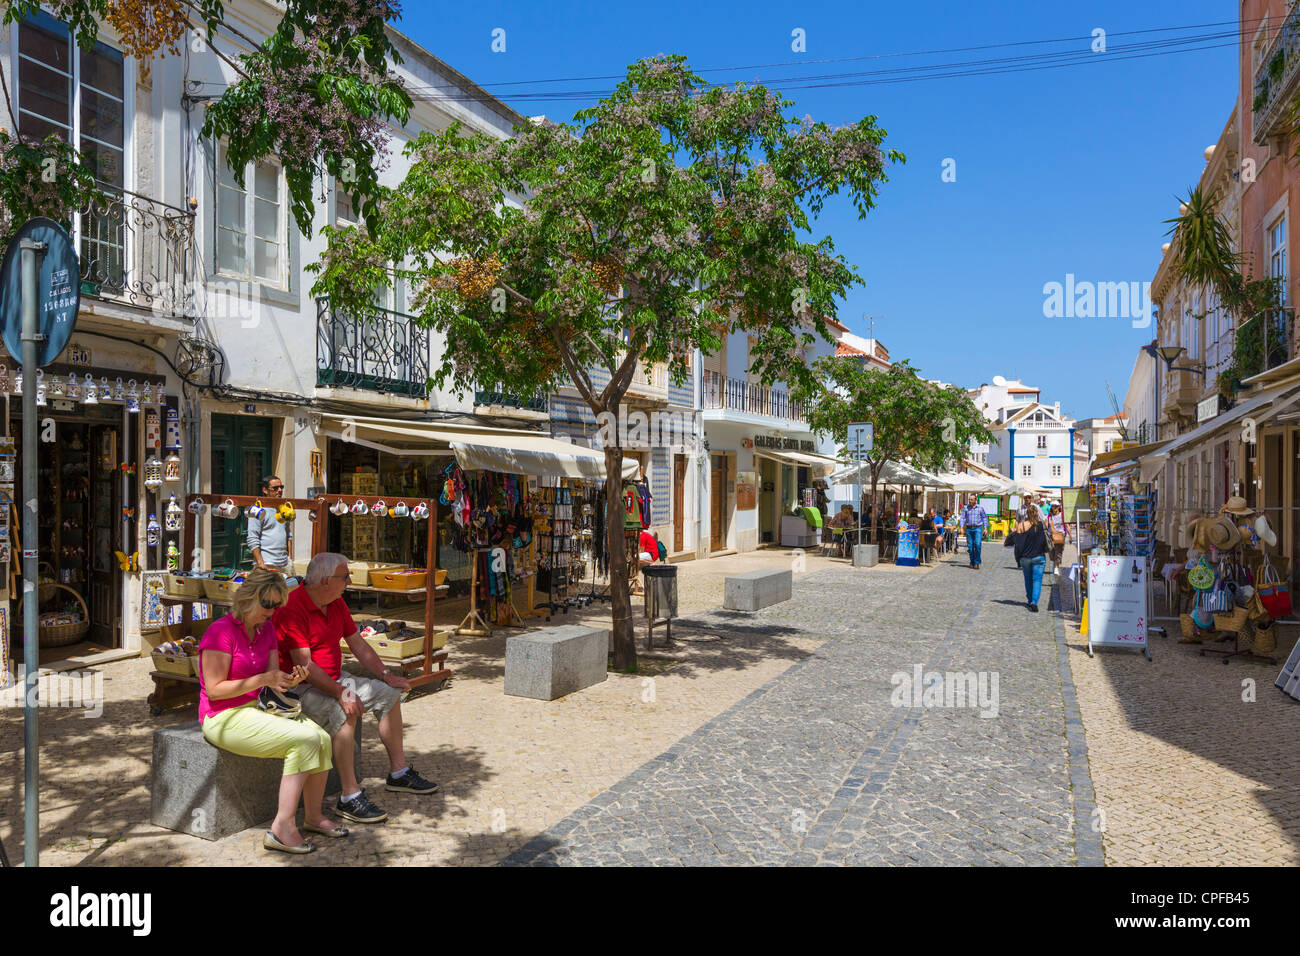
[260,597,284,610]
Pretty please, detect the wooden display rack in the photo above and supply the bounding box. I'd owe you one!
[311,493,451,691]
[457,547,525,636]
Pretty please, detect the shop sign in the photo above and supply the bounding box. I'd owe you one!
[0,218,81,367]
[1196,394,1222,423]
[753,435,816,452]
[735,471,757,510]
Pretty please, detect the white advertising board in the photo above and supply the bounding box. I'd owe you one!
[1087,554,1151,659]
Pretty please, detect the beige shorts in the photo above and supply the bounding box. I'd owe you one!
[297,669,401,738]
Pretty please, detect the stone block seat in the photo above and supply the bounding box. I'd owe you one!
[505,625,609,701]
[723,568,793,612]
[151,721,360,841]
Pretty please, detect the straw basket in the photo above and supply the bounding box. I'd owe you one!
[20,584,90,647]
[38,561,58,603]
[1178,613,1203,642]
[1213,606,1250,634]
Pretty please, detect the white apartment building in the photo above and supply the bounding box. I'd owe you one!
[986,402,1081,490]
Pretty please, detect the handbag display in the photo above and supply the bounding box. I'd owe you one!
[1204,562,1232,613]
[1257,557,1293,620]
[1187,556,1215,592]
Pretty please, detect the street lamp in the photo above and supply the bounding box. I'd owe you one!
[1155,345,1206,378]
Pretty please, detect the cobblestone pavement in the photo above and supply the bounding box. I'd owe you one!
[0,549,900,866]
[1056,547,1300,866]
[507,544,1099,865]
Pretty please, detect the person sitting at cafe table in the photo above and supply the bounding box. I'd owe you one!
[275,553,439,827]
[197,569,340,855]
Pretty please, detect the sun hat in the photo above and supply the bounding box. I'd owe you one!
[1187,517,1212,553]
[1254,514,1278,548]
[1221,496,1253,516]
[1206,515,1241,551]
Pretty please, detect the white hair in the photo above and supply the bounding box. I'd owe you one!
[305,552,349,586]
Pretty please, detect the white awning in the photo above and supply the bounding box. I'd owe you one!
[830,460,951,487]
[756,448,847,474]
[316,414,638,480]
[1137,382,1300,483]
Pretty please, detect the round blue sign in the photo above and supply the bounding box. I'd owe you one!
[0,217,81,367]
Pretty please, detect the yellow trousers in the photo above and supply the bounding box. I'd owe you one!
[201,701,332,777]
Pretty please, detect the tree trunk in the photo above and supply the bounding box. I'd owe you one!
[604,441,637,671]
[870,472,880,545]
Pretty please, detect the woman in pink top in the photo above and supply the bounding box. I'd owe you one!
[199,569,343,854]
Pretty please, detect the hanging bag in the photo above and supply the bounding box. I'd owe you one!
[1257,557,1293,620]
[1205,561,1233,613]
[1187,556,1215,592]
[1191,589,1215,631]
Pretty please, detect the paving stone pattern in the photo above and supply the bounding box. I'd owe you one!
[506,547,1096,865]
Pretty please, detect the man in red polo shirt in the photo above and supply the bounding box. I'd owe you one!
[275,552,438,825]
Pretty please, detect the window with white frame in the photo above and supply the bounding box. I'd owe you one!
[1051,464,1062,478]
[217,144,286,286]
[1021,464,1032,478]
[18,11,125,280]
[1036,434,1047,449]
[332,184,401,312]
[1188,291,1200,361]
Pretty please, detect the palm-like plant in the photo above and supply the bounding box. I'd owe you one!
[1163,186,1238,292]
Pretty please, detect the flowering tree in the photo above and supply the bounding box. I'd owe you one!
[1,0,409,236]
[311,55,903,669]
[803,358,992,540]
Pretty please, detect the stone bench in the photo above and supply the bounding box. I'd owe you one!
[723,568,793,612]
[151,721,361,841]
[505,625,609,701]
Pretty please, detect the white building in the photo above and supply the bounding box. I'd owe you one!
[986,402,1081,490]
[1122,342,1162,447]
[0,3,537,658]
[1075,414,1129,470]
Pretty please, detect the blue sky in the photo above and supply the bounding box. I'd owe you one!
[399,0,1239,420]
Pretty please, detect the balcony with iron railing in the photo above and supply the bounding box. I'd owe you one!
[74,184,197,318]
[474,386,547,413]
[316,297,430,398]
[702,368,805,423]
[1253,8,1300,143]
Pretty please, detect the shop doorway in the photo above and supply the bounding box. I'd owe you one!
[673,454,685,552]
[710,454,728,551]
[210,414,274,568]
[14,413,122,648]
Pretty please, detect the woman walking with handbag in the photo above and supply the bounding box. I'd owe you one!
[1046,502,1069,575]
[1014,507,1049,612]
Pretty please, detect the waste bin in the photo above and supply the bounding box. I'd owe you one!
[643,564,678,647]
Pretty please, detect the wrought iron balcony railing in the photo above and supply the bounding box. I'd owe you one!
[1253,9,1300,143]
[316,297,430,398]
[474,387,547,412]
[702,368,805,422]
[76,185,197,317]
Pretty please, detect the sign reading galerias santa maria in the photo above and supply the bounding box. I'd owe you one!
[0,217,81,367]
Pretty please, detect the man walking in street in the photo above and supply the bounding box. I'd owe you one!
[248,474,292,574]
[960,494,988,569]
[276,553,439,825]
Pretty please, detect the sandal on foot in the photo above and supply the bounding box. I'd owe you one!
[303,821,349,839]
[264,830,315,854]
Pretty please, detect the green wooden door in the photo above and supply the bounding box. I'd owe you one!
[210,414,273,568]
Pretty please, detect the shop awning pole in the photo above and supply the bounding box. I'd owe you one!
[20,238,44,868]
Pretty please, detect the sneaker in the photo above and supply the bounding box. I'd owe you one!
[386,766,440,794]
[1029,604,1039,613]
[336,790,388,824]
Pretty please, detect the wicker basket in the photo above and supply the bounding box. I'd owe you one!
[1179,613,1203,642]
[38,561,58,603]
[1213,606,1250,634]
[371,569,427,591]
[203,578,241,602]
[167,573,205,599]
[151,649,196,677]
[19,584,90,647]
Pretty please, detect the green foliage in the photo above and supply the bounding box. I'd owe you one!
[1164,187,1238,292]
[0,129,98,247]
[311,55,904,409]
[804,357,992,475]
